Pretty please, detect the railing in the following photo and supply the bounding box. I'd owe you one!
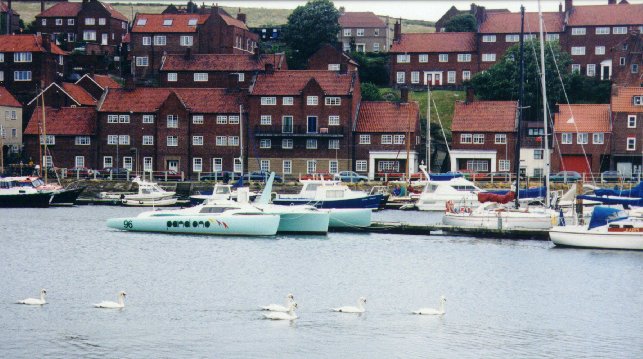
[254,125,345,137]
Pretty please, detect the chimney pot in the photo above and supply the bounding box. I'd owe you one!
[608,0,616,4]
[393,20,402,42]
[565,0,573,12]
[237,13,247,23]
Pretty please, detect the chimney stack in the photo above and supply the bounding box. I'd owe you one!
[608,0,616,4]
[565,0,573,12]
[237,13,246,23]
[40,0,45,13]
[41,33,51,51]
[393,20,401,42]
[559,2,563,12]
[265,63,274,74]
[465,87,475,104]
[400,87,409,103]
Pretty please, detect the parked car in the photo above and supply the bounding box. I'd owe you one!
[100,167,130,180]
[601,171,624,183]
[300,172,333,180]
[334,171,368,183]
[242,171,283,183]
[153,170,182,181]
[67,167,95,179]
[550,171,582,183]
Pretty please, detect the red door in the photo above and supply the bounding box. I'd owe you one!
[561,155,591,174]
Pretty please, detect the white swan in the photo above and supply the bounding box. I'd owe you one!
[94,291,127,309]
[260,293,295,312]
[262,301,298,320]
[17,289,47,305]
[413,295,447,315]
[331,297,366,313]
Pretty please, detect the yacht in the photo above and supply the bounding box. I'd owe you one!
[416,176,482,211]
[101,177,177,206]
[272,179,382,209]
[0,178,52,208]
[7,176,84,206]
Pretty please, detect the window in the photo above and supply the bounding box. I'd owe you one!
[68,32,76,42]
[329,160,338,174]
[56,18,63,26]
[228,115,239,124]
[482,35,496,42]
[620,57,626,66]
[634,96,643,105]
[193,136,204,145]
[396,72,405,84]
[135,57,148,67]
[457,54,471,62]
[14,71,32,81]
[261,97,276,105]
[439,54,448,62]
[41,19,46,26]
[180,36,193,46]
[107,135,118,145]
[356,28,364,36]
[194,73,208,82]
[373,42,380,52]
[546,33,559,41]
[374,28,380,36]
[325,97,341,106]
[592,133,604,144]
[411,71,420,84]
[466,160,488,172]
[283,160,292,174]
[119,135,130,145]
[343,29,351,37]
[193,158,203,172]
[447,71,456,84]
[227,136,239,146]
[627,137,636,151]
[561,133,573,144]
[68,19,74,25]
[628,115,637,128]
[587,64,596,77]
[534,149,544,160]
[234,158,242,173]
[0,53,3,62]
[98,18,106,25]
[397,54,410,63]
[460,134,472,144]
[85,18,95,25]
[74,156,85,168]
[283,97,293,105]
[136,18,147,26]
[258,115,272,125]
[498,160,510,172]
[307,96,318,105]
[381,135,393,144]
[163,19,173,26]
[329,139,340,149]
[356,160,367,172]
[143,115,155,124]
[577,133,588,144]
[632,64,640,74]
[306,139,317,149]
[188,18,198,26]
[260,139,271,149]
[117,115,130,123]
[282,116,293,133]
[505,34,519,42]
[83,30,96,41]
[393,135,405,144]
[462,70,471,81]
[153,35,166,46]
[142,36,151,46]
[495,134,506,144]
[142,135,154,145]
[360,134,371,144]
[14,52,32,62]
[328,115,340,126]
[216,115,227,124]
[143,157,153,171]
[103,156,113,168]
[236,73,245,82]
[307,160,317,174]
[613,26,627,35]
[595,27,610,35]
[473,134,485,144]
[167,115,178,128]
[419,54,428,63]
[595,46,605,55]
[0,71,4,82]
[282,139,293,149]
[167,136,178,146]
[343,43,351,52]
[571,47,585,56]
[572,64,581,73]
[260,160,270,172]
[191,115,203,124]
[571,27,586,35]
[482,54,496,62]
[212,158,223,171]
[75,136,90,145]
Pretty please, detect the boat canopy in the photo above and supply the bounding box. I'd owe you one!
[578,195,643,208]
[588,206,628,230]
[489,186,546,199]
[429,173,463,181]
[478,191,515,204]
[594,182,643,198]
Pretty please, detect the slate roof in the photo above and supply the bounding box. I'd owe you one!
[451,101,518,132]
[356,101,420,133]
[390,32,476,53]
[554,104,611,132]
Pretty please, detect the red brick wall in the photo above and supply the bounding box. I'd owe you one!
[612,112,641,154]
[389,52,479,87]
[24,134,98,170]
[551,132,612,172]
[452,131,518,171]
[131,32,199,79]
[565,25,632,78]
[158,70,252,88]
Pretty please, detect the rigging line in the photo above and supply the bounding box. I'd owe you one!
[431,97,451,156]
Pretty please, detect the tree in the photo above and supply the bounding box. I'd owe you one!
[352,52,389,86]
[360,83,383,101]
[444,14,477,32]
[282,0,340,69]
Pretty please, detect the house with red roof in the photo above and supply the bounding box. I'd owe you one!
[610,86,642,178]
[338,11,390,53]
[307,44,358,72]
[27,81,99,109]
[75,73,121,100]
[34,0,128,55]
[354,92,421,180]
[0,86,22,161]
[450,99,518,173]
[1,0,20,35]
[551,104,612,174]
[248,70,360,176]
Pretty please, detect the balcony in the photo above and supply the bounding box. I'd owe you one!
[254,125,344,137]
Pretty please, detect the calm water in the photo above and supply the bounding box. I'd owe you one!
[1,206,642,358]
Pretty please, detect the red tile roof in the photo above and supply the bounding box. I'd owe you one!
[220,13,249,30]
[131,13,208,33]
[339,12,386,28]
[390,32,476,53]
[92,75,121,89]
[0,34,67,55]
[61,83,96,106]
[252,70,355,96]
[175,88,246,113]
[36,1,127,21]
[568,4,643,26]
[24,107,96,136]
[98,88,243,113]
[611,87,643,113]
[1,1,18,14]
[160,53,286,72]
[0,86,20,107]
[452,101,518,132]
[101,2,128,22]
[554,104,611,132]
[479,11,564,33]
[356,101,420,133]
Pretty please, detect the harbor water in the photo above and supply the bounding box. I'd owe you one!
[0,207,641,358]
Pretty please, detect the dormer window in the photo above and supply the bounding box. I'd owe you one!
[163,19,173,26]
[188,18,198,26]
[633,96,643,106]
[137,19,147,26]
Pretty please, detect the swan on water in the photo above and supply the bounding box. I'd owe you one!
[260,293,295,312]
[413,296,447,315]
[17,289,47,305]
[331,297,366,313]
[262,301,298,320]
[94,291,127,309]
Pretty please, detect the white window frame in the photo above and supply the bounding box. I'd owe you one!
[13,52,32,63]
[260,139,271,149]
[216,115,227,124]
[381,135,393,144]
[571,47,586,56]
[83,30,96,41]
[228,136,239,146]
[260,160,270,172]
[142,36,151,46]
[193,136,204,146]
[228,115,239,125]
[107,114,118,123]
[329,139,340,149]
[482,35,496,42]
[306,139,317,149]
[396,54,410,63]
[356,160,367,172]
[613,26,627,35]
[457,54,471,62]
[439,54,448,62]
[495,134,507,144]
[627,115,637,128]
[68,19,75,26]
[595,27,610,35]
[571,27,586,36]
[325,97,341,106]
[260,115,271,125]
[167,115,178,128]
[561,133,573,144]
[356,28,364,37]
[460,134,472,144]
[359,134,371,144]
[393,134,405,145]
[143,157,153,172]
[142,115,155,124]
[396,72,405,84]
[343,29,351,37]
[505,34,519,42]
[75,136,91,145]
[213,158,223,172]
[626,137,636,151]
[595,46,605,55]
[473,134,485,144]
[498,160,510,172]
[282,139,293,149]
[192,115,203,124]
[194,73,208,82]
[261,97,276,105]
[482,53,496,62]
[142,135,154,145]
[193,157,203,172]
[571,64,581,73]
[282,97,293,105]
[135,56,148,67]
[462,70,471,81]
[411,71,420,84]
[306,160,317,174]
[419,54,428,63]
[587,64,596,77]
[307,96,318,106]
[166,136,178,147]
[447,71,456,84]
[283,160,292,174]
[577,133,589,145]
[180,35,193,46]
[118,135,130,145]
[546,33,559,41]
[103,156,113,168]
[167,73,177,82]
[592,133,604,145]
[328,115,340,126]
[85,18,95,26]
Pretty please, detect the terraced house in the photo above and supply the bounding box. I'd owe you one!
[338,11,391,53]
[0,86,22,159]
[610,86,643,178]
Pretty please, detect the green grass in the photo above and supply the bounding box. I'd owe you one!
[379,88,463,133]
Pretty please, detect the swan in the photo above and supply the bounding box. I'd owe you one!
[331,297,366,313]
[260,293,295,312]
[262,301,298,320]
[413,295,447,315]
[17,289,47,305]
[94,291,127,309]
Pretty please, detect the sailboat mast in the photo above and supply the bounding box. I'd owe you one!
[538,0,550,207]
[514,6,525,209]
[426,85,431,173]
[41,89,48,183]
[405,103,411,179]
[239,104,244,178]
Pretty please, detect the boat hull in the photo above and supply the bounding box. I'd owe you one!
[417,198,480,211]
[0,192,51,208]
[443,211,556,230]
[328,208,372,228]
[550,226,643,250]
[272,194,382,209]
[274,211,330,233]
[106,214,281,236]
[122,197,178,206]
[51,187,84,206]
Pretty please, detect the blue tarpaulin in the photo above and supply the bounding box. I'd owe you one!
[588,206,628,229]
[594,182,643,198]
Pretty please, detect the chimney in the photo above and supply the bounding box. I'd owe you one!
[40,0,44,13]
[339,63,348,74]
[41,33,51,52]
[565,0,573,12]
[400,87,409,103]
[470,3,477,14]
[227,73,240,92]
[393,20,402,42]
[237,13,246,23]
[124,76,135,91]
[559,2,563,12]
[265,63,274,74]
[608,0,616,4]
[184,47,192,60]
[465,87,475,103]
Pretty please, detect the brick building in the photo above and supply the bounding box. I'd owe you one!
[1,0,20,35]
[610,86,642,178]
[307,44,358,72]
[0,86,22,160]
[338,11,390,53]
[159,52,287,88]
[354,94,421,180]
[450,100,518,173]
[27,81,97,109]
[611,30,642,87]
[248,70,360,176]
[34,0,128,55]
[435,4,508,33]
[552,104,612,174]
[75,73,121,100]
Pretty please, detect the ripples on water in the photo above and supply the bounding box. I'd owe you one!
[0,207,642,358]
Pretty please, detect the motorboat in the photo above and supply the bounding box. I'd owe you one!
[272,179,382,209]
[368,186,390,210]
[416,176,482,211]
[550,207,643,250]
[7,176,84,206]
[442,200,558,230]
[101,177,177,206]
[0,178,52,208]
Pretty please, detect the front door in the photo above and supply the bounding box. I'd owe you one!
[101,33,108,45]
[167,160,179,172]
[307,116,317,133]
[424,72,442,86]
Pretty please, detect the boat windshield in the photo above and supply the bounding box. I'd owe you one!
[423,184,438,193]
[199,206,236,213]
[0,181,18,189]
[32,179,45,187]
[215,186,231,194]
[452,185,477,191]
[326,189,345,199]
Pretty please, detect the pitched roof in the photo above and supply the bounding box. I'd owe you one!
[356,101,420,133]
[554,104,611,132]
[92,75,121,89]
[390,32,476,53]
[0,86,21,107]
[61,83,96,106]
[131,13,208,33]
[339,12,386,28]
[99,88,244,113]
[36,1,81,18]
[451,101,518,132]
[252,71,355,96]
[0,34,67,55]
[611,87,643,113]
[568,4,643,26]
[24,107,96,136]
[0,1,18,14]
[101,2,128,22]
[220,12,249,30]
[160,53,286,72]
[479,11,564,33]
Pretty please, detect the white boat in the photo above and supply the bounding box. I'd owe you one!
[272,179,382,209]
[550,207,643,250]
[101,177,177,206]
[189,185,258,206]
[416,176,482,211]
[442,201,558,230]
[0,178,53,208]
